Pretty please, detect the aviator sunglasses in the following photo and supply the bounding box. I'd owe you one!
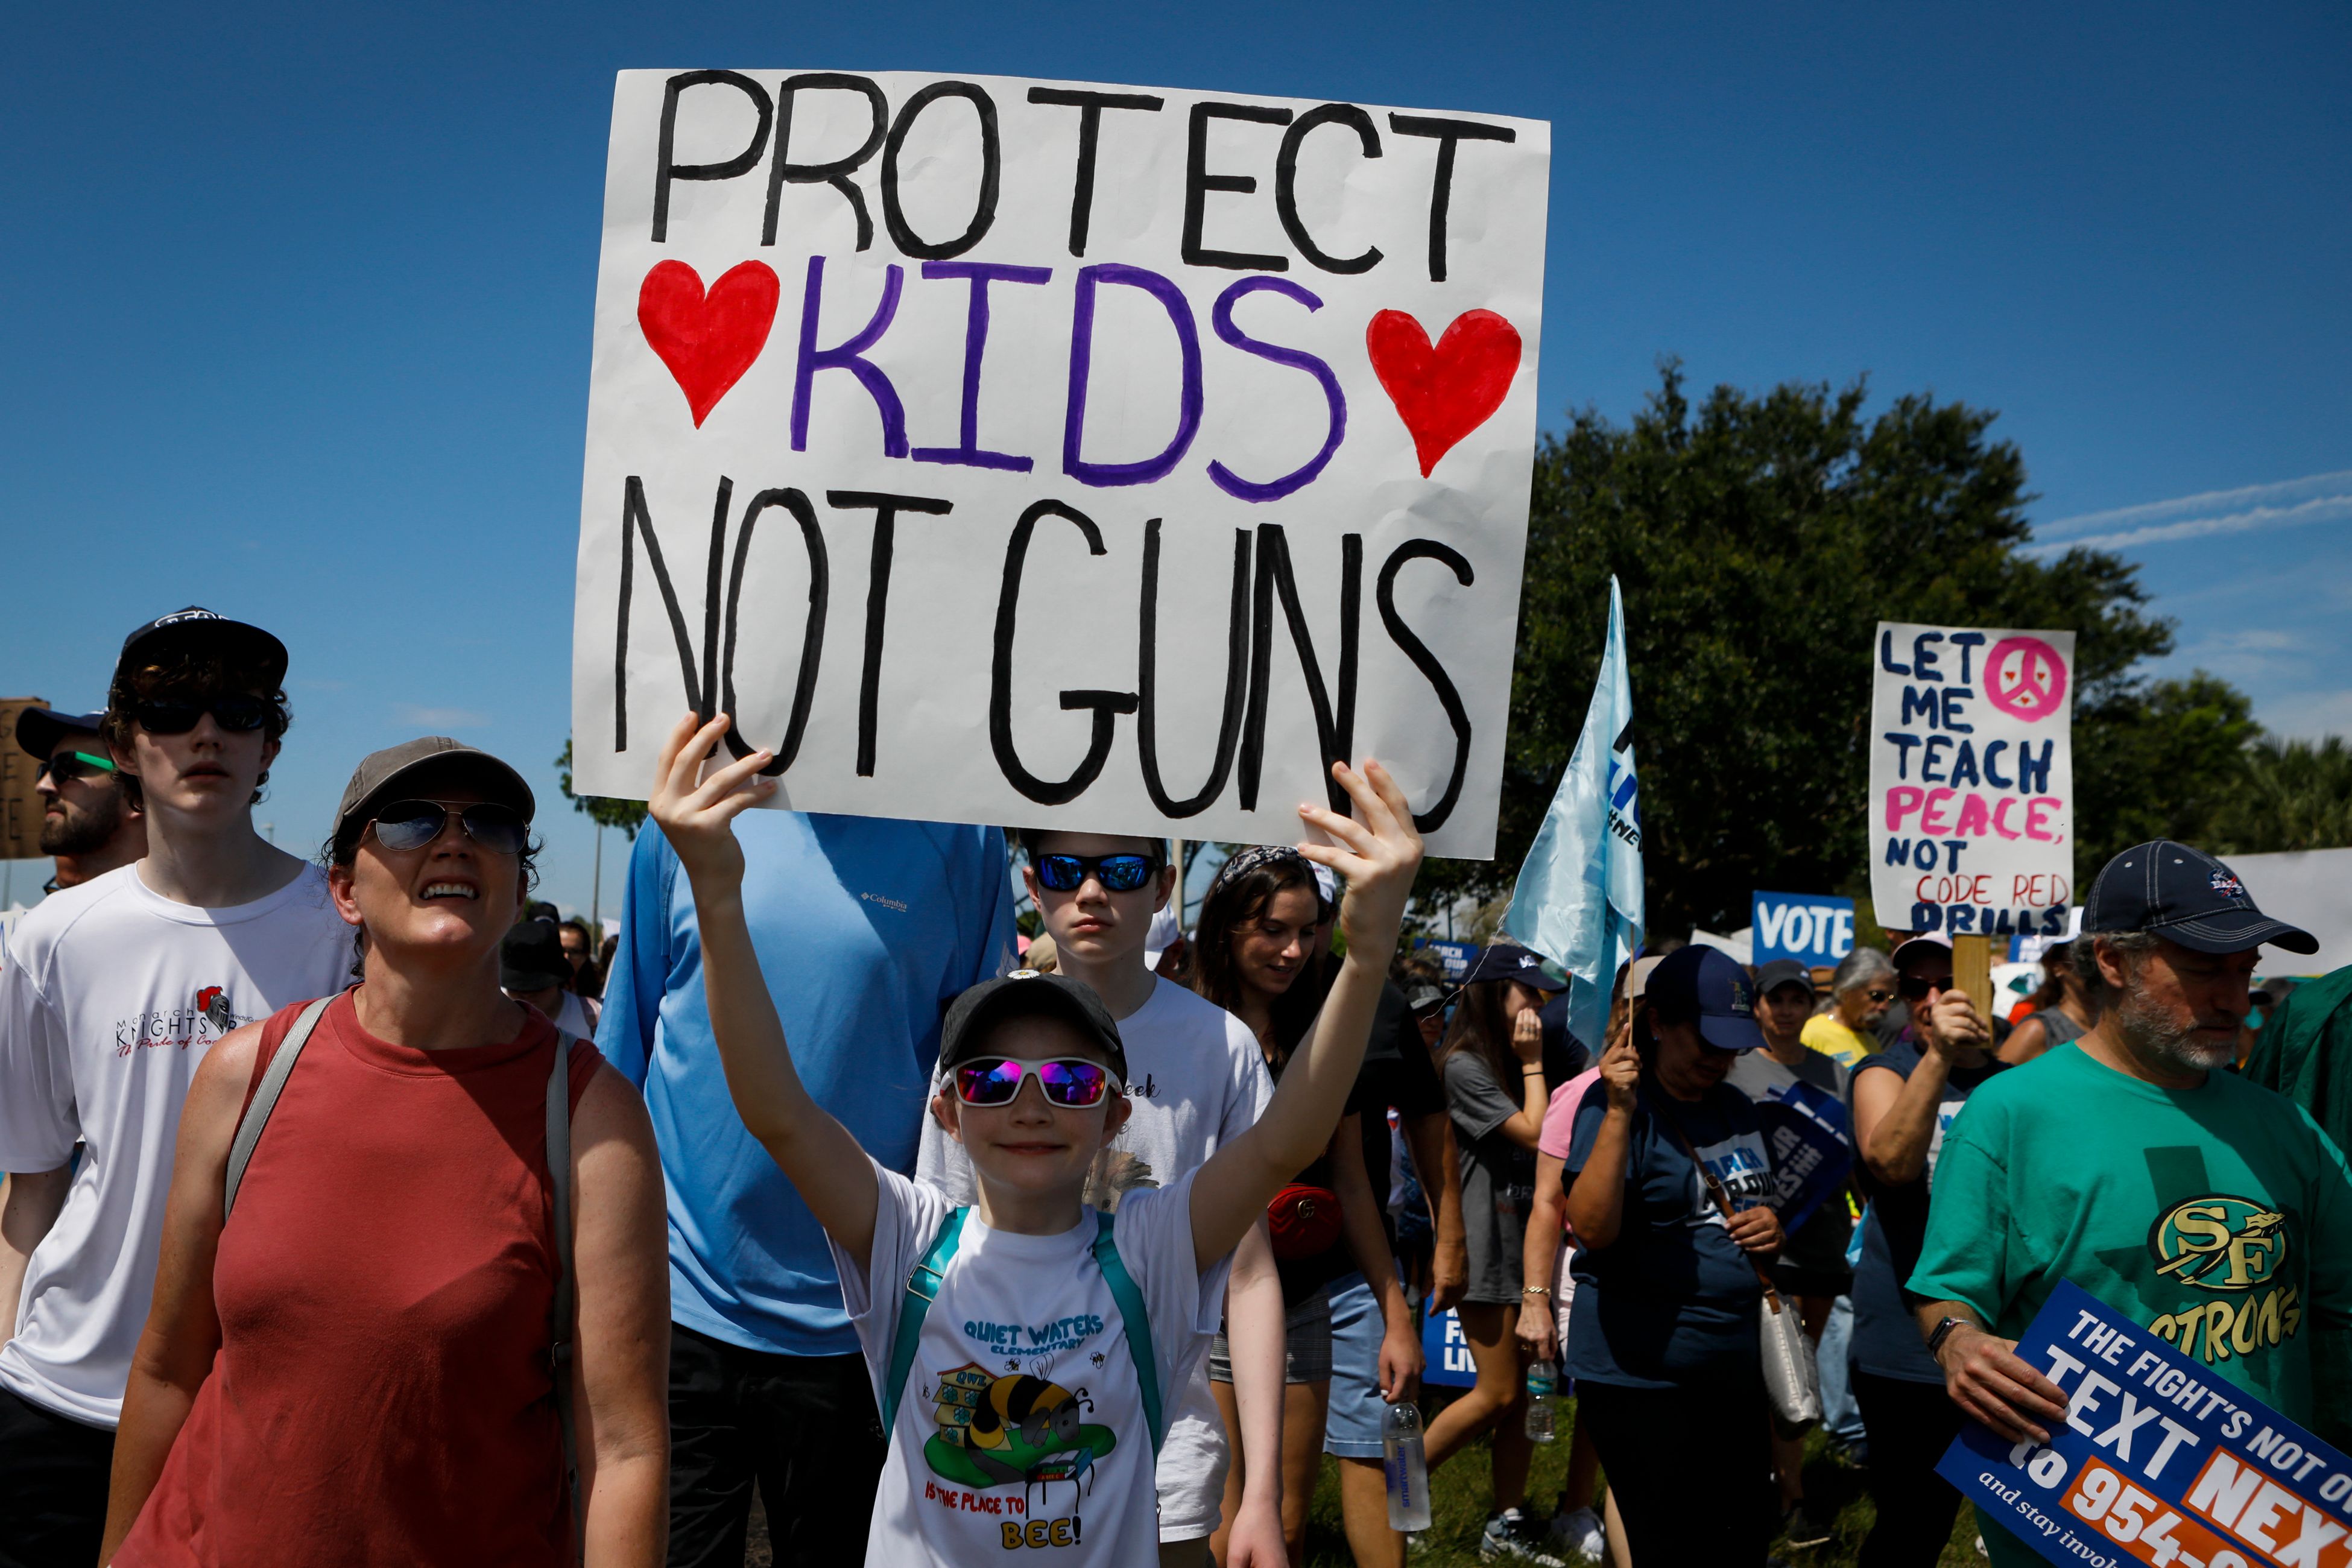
[1034,852,1157,894]
[952,1056,1119,1108]
[37,751,117,786]
[129,695,274,735]
[368,800,530,855]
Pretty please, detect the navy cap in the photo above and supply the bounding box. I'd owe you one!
[2083,841,2316,957]
[113,607,288,691]
[941,971,1128,1084]
[501,918,572,993]
[1646,945,1766,1052]
[1462,942,1568,991]
[1754,958,1815,1000]
[15,707,105,760]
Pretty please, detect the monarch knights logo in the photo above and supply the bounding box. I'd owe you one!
[2148,1195,2287,1292]
[197,987,235,1032]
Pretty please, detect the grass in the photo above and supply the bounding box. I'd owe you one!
[1295,1392,1989,1567]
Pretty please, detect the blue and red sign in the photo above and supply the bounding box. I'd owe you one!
[1937,1279,2350,1567]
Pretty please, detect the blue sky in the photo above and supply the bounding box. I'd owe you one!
[3,2,2346,918]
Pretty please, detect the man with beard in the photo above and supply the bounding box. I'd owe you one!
[1910,841,2352,1568]
[21,709,146,892]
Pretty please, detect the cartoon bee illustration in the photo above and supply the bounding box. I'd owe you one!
[925,1364,1118,1514]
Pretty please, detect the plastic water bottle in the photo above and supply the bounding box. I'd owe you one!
[1383,1400,1432,1531]
[1525,1360,1558,1442]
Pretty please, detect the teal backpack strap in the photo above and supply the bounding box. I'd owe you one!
[1093,1211,1165,1455]
[882,1206,969,1437]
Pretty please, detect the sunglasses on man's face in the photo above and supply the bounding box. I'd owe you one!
[1864,988,1895,1004]
[130,695,272,735]
[368,800,530,855]
[38,751,117,786]
[1034,853,1157,894]
[1898,974,1956,1002]
[952,1056,1118,1108]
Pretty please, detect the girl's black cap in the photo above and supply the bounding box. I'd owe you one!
[940,972,1128,1084]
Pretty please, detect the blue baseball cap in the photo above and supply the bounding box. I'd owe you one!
[1462,941,1569,991]
[2084,841,2316,957]
[1645,945,1766,1052]
[15,707,104,760]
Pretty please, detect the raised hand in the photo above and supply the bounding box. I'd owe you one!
[646,712,777,888]
[1598,1034,1640,1113]
[1510,1007,1544,1066]
[1294,759,1424,962]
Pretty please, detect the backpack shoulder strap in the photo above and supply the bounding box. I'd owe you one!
[1093,1210,1165,1455]
[882,1206,969,1437]
[545,1028,585,1560]
[222,994,337,1219]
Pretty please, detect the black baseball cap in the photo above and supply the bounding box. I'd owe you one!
[1462,942,1569,991]
[501,918,572,992]
[1646,944,1766,1052]
[334,737,536,850]
[114,607,289,690]
[940,972,1128,1084]
[2082,841,2316,956]
[1754,958,1815,1000]
[16,707,104,760]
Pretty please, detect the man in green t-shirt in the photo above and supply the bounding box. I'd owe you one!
[1909,839,2352,1565]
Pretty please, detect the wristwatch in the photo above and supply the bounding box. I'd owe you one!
[1926,1315,1971,1361]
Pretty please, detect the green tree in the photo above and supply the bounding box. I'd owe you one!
[1427,363,2251,934]
[554,740,649,838]
[2213,735,2352,853]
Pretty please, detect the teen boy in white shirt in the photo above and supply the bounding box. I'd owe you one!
[0,610,351,1567]
[920,832,1286,1567]
[647,711,1422,1567]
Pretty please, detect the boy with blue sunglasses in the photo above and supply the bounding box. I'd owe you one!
[647,711,1422,1567]
[920,830,1288,1567]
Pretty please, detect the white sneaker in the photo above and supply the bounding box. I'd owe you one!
[1479,1509,1569,1566]
[1548,1506,1605,1561]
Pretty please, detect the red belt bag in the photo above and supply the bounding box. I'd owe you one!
[1266,1182,1344,1260]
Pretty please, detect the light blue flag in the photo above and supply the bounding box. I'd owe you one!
[1503,576,1644,1057]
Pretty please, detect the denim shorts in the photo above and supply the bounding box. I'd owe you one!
[1321,1271,1386,1457]
[1209,1286,1332,1385]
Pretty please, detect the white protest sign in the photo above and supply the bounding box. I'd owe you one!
[569,71,1549,856]
[1868,622,2075,937]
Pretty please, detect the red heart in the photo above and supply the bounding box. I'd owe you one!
[637,260,781,428]
[1365,309,1523,477]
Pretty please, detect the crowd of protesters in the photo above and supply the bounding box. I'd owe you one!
[1,604,2349,1568]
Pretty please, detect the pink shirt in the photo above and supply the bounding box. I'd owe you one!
[1537,1067,1604,1241]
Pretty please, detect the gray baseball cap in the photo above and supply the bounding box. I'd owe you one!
[334,737,535,849]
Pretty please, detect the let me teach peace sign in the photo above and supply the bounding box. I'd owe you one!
[1984,636,2067,721]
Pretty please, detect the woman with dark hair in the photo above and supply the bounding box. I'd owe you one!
[1421,944,1563,1561]
[1999,920,2095,1065]
[1563,943,1786,1565]
[1192,846,1421,1568]
[100,738,672,1566]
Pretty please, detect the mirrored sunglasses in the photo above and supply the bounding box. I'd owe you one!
[369,799,530,855]
[952,1056,1118,1108]
[1034,853,1156,894]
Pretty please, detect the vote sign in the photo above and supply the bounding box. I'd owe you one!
[569,70,1551,856]
[1937,1280,2351,1568]
[1750,891,1855,968]
[1868,622,2076,939]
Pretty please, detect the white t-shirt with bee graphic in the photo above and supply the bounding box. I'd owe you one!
[0,862,350,1426]
[833,1162,1231,1566]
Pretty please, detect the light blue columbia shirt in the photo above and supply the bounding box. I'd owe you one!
[598,812,1014,1356]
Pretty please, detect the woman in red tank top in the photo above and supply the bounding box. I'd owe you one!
[100,739,670,1566]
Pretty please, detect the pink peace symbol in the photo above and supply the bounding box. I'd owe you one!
[1985,636,2067,721]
